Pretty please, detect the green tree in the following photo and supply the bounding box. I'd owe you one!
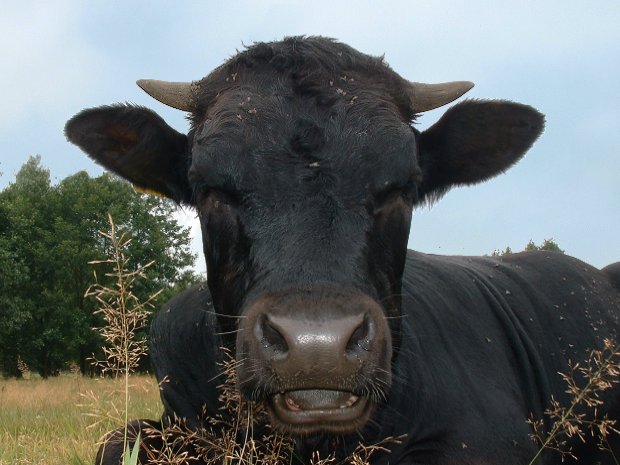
[524,238,564,254]
[0,156,58,376]
[493,238,565,257]
[0,200,32,375]
[492,246,513,257]
[0,156,199,377]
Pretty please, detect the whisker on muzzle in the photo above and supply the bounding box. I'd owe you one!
[206,310,247,320]
[215,327,245,337]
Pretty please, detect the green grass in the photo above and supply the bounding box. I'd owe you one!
[0,374,161,465]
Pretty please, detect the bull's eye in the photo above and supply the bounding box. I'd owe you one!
[195,186,241,211]
[372,180,418,214]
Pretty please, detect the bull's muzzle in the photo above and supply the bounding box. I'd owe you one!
[236,290,392,434]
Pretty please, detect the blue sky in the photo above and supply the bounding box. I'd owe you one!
[1,1,618,272]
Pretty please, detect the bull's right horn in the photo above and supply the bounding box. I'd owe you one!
[407,81,474,113]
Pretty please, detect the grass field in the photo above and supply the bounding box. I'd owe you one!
[0,374,162,465]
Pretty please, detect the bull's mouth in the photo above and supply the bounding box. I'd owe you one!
[267,389,372,434]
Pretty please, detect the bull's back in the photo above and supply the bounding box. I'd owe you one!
[393,250,620,463]
[402,250,620,354]
[603,261,620,290]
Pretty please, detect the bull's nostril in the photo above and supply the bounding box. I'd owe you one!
[255,314,288,358]
[346,314,375,355]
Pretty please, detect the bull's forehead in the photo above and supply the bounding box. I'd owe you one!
[189,85,419,201]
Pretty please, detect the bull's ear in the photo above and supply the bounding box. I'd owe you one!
[417,100,544,202]
[65,104,192,204]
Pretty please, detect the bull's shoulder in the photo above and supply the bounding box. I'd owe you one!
[150,282,224,424]
[158,282,212,316]
[150,282,219,368]
[152,282,213,331]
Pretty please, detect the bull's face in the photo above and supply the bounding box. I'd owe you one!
[65,37,544,435]
[189,85,418,433]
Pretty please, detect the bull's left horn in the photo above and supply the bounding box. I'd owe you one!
[408,81,474,113]
[136,79,197,111]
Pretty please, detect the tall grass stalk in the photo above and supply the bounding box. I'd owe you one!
[86,214,161,465]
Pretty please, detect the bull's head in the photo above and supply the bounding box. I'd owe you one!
[66,37,543,435]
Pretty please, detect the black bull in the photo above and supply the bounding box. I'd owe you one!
[65,37,620,464]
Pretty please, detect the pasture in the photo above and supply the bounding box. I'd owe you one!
[0,374,161,465]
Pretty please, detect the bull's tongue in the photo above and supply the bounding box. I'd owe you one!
[283,390,359,411]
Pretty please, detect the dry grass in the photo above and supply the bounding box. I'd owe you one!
[0,374,161,465]
[135,349,405,465]
[86,214,159,377]
[137,348,296,465]
[528,338,620,464]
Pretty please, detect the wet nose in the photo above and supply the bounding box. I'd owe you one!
[253,311,377,371]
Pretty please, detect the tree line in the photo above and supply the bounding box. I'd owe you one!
[492,238,564,257]
[0,156,200,378]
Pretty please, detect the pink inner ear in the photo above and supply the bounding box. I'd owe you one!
[104,124,140,145]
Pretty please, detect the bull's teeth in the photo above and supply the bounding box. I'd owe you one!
[340,395,359,408]
[284,394,301,412]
